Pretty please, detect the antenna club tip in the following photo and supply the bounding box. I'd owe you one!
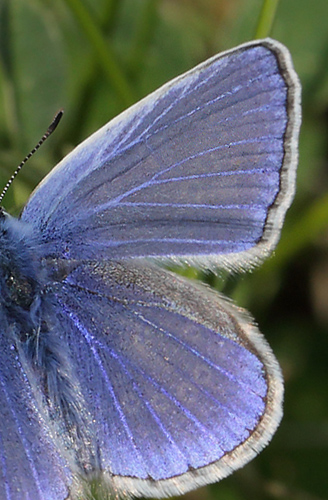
[48,109,64,134]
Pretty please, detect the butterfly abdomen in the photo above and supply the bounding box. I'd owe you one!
[0,211,97,474]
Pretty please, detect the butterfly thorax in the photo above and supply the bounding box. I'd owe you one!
[0,209,43,335]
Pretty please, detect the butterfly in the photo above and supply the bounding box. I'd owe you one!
[0,38,301,499]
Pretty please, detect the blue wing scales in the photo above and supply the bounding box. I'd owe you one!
[21,39,300,269]
[50,260,282,498]
[0,315,71,500]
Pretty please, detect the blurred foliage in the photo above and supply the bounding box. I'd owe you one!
[0,0,328,499]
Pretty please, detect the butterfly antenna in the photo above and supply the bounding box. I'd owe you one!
[0,109,64,205]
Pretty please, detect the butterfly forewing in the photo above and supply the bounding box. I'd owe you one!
[21,39,300,270]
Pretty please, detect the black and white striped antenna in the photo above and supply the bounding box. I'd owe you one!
[0,110,64,205]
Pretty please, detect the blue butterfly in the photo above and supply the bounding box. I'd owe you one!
[0,38,301,499]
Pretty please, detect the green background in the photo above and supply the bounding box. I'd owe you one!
[0,1,327,499]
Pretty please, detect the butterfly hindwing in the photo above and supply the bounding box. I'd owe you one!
[49,259,283,498]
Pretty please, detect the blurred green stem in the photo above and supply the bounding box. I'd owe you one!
[99,0,120,28]
[0,59,18,141]
[254,0,280,38]
[63,0,135,106]
[127,0,159,77]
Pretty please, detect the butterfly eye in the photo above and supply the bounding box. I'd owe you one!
[5,272,34,309]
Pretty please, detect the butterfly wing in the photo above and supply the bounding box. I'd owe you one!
[0,313,71,500]
[21,38,300,270]
[12,38,299,498]
[50,259,282,498]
